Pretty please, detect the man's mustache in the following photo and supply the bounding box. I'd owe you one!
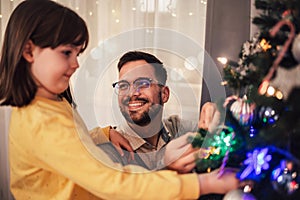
[122,97,149,105]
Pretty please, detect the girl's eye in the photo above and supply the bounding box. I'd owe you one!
[62,50,72,56]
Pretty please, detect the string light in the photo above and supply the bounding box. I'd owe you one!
[260,38,272,51]
[275,90,283,100]
[259,80,284,100]
[217,57,228,65]
[266,86,276,96]
[258,80,269,95]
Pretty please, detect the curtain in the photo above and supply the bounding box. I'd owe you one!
[0,1,207,199]
[68,0,208,129]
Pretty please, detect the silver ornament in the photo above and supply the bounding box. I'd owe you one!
[292,34,300,63]
[223,189,256,200]
[230,95,255,126]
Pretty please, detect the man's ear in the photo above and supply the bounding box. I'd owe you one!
[161,86,170,103]
[22,40,35,63]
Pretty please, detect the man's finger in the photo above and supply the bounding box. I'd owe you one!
[119,141,135,161]
[180,162,196,174]
[208,110,220,132]
[114,144,124,157]
[179,144,199,157]
[178,149,198,165]
[198,102,218,129]
[170,132,197,149]
[166,145,198,166]
[122,143,135,161]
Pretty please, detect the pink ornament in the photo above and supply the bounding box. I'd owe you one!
[230,95,255,126]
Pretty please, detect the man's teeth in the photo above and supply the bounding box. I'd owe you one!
[129,102,143,107]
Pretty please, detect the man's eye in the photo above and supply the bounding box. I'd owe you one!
[136,80,150,88]
[118,83,129,90]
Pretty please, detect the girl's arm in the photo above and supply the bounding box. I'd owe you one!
[89,126,134,159]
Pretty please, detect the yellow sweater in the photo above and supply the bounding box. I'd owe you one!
[9,96,199,200]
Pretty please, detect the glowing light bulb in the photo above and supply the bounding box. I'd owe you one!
[275,90,283,100]
[217,57,228,65]
[266,86,275,96]
[258,80,269,95]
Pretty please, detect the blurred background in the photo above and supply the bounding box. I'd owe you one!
[0,0,252,199]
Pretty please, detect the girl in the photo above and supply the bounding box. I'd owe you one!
[0,0,238,199]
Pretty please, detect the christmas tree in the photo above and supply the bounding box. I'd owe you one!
[191,0,300,199]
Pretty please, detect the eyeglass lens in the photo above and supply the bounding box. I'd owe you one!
[114,78,152,95]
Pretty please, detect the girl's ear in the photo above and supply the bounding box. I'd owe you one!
[161,86,170,103]
[22,40,35,63]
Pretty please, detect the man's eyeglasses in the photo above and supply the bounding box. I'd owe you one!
[112,77,160,96]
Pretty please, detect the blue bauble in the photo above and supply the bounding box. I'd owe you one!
[271,160,300,196]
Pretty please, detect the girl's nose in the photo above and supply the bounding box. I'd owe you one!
[71,58,79,69]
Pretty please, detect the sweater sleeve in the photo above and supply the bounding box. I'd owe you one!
[89,126,110,144]
[22,109,200,199]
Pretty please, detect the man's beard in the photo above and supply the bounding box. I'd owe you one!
[120,102,163,126]
[120,94,163,126]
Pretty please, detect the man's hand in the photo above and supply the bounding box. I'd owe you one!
[109,128,134,161]
[164,132,199,173]
[198,102,220,132]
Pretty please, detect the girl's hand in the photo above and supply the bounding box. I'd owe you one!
[198,168,239,195]
[109,128,134,161]
[164,132,199,173]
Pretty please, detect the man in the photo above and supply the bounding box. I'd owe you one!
[99,51,219,173]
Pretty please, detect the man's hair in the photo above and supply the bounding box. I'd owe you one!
[117,51,168,85]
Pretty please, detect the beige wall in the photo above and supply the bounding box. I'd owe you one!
[201,0,251,105]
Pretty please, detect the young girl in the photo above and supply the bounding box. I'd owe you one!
[0,0,238,199]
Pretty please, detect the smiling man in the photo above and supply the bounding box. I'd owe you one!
[116,58,170,141]
[97,51,219,172]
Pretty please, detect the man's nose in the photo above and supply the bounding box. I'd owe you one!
[128,84,141,96]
